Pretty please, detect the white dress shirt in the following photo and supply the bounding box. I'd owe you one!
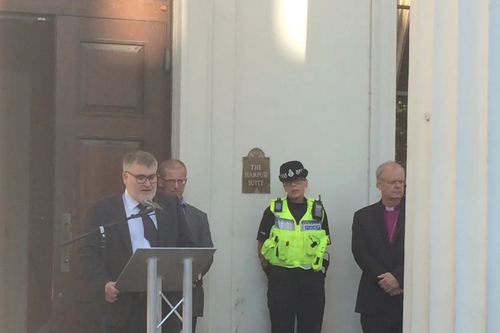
[122,190,158,253]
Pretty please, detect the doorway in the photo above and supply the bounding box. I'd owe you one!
[0,4,173,332]
[0,15,55,333]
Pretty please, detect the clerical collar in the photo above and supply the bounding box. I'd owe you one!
[383,203,400,211]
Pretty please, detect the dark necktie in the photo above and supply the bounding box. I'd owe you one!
[137,204,159,247]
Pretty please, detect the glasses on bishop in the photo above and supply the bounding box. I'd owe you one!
[125,171,158,184]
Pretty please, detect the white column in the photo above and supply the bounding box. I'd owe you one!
[406,0,489,332]
[487,1,500,332]
[171,0,189,159]
[368,0,396,203]
[404,0,433,330]
[455,0,488,331]
[207,0,236,332]
[428,0,458,331]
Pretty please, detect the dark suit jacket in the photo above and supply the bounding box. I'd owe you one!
[184,203,214,317]
[351,199,405,314]
[163,203,214,317]
[79,190,194,327]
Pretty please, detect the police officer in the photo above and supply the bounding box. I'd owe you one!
[257,161,330,333]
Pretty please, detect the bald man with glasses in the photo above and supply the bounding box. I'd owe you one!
[158,159,214,332]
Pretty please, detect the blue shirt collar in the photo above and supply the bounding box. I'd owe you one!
[123,190,140,211]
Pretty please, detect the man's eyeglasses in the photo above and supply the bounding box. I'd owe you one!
[125,171,158,184]
[283,178,305,187]
[160,178,188,186]
[383,179,405,186]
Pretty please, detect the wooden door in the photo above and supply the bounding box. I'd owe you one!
[0,70,31,333]
[52,15,171,333]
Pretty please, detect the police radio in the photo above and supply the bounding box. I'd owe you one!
[312,194,323,220]
[274,198,283,212]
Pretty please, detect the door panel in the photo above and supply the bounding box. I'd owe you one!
[77,139,142,222]
[79,42,145,115]
[0,70,31,333]
[53,15,171,333]
[0,18,56,333]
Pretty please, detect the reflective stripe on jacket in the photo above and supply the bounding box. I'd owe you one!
[261,197,328,271]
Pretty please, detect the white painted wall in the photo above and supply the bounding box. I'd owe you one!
[172,0,396,332]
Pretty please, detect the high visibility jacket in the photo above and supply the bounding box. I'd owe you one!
[261,197,329,271]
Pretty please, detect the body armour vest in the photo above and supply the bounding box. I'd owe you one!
[261,197,329,271]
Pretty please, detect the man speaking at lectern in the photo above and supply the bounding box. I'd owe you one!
[80,150,194,333]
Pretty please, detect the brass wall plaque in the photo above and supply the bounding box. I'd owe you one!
[242,148,270,194]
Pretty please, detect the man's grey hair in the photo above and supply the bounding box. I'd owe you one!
[158,159,187,178]
[122,150,158,172]
[376,161,404,180]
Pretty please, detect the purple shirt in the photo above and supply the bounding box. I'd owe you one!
[383,204,400,244]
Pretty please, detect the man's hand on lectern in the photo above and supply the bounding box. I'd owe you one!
[105,281,120,303]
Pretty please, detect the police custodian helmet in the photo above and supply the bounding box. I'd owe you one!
[278,161,309,182]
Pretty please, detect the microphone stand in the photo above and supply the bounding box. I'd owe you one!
[60,206,157,332]
[60,208,156,247]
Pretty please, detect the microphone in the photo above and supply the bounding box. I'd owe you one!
[142,198,163,211]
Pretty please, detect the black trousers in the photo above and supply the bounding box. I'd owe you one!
[360,304,403,333]
[161,316,198,332]
[267,266,325,333]
[192,316,198,332]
